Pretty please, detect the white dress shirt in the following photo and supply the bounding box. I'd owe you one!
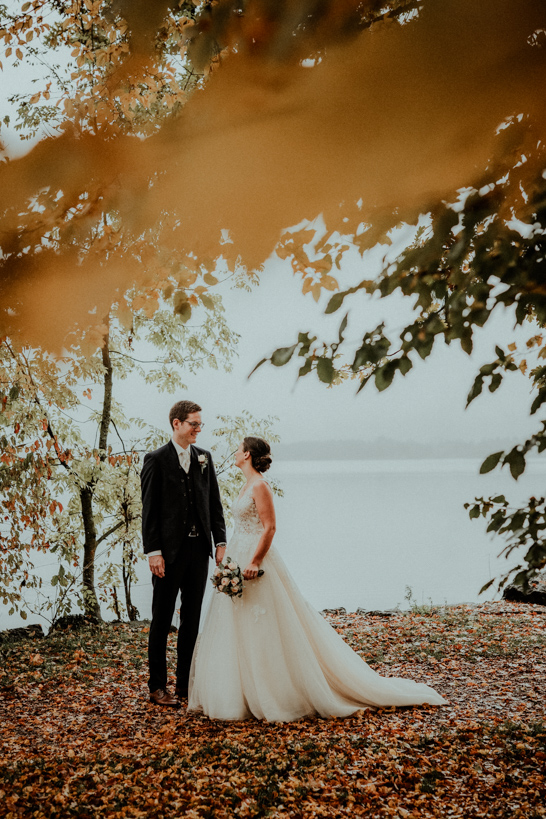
[172,437,191,472]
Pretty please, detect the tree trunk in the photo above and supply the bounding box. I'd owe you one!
[111,585,121,621]
[80,486,101,619]
[122,543,139,621]
[99,324,113,454]
[77,323,113,620]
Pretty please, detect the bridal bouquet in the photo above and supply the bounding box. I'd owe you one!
[211,557,264,599]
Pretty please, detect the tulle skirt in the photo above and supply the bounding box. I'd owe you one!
[188,542,446,722]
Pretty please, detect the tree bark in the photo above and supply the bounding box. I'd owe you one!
[122,543,139,621]
[111,585,121,621]
[78,322,113,620]
[80,485,101,619]
[98,323,113,455]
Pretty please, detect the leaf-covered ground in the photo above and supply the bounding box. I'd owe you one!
[1,602,545,818]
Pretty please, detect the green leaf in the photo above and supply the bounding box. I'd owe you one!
[297,332,317,356]
[469,505,480,519]
[338,313,348,344]
[486,511,506,532]
[356,373,372,393]
[298,358,313,378]
[415,334,434,360]
[325,292,346,314]
[530,389,546,415]
[466,375,484,407]
[353,327,390,369]
[271,345,297,367]
[509,511,526,532]
[353,346,371,370]
[20,609,27,620]
[491,495,506,504]
[479,451,504,474]
[398,356,412,376]
[504,448,526,480]
[375,361,396,392]
[510,569,531,591]
[317,357,334,384]
[524,541,546,570]
[460,332,473,355]
[248,358,267,378]
[479,578,495,595]
[489,372,502,393]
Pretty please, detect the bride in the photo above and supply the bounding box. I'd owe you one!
[188,437,446,722]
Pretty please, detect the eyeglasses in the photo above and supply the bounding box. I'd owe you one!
[185,421,204,429]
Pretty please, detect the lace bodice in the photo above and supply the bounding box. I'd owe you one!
[225,482,268,570]
[232,485,265,537]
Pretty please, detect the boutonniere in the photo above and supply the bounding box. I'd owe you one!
[198,453,208,474]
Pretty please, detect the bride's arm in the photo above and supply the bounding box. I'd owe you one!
[243,481,276,579]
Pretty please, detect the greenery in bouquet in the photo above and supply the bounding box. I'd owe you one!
[211,557,264,599]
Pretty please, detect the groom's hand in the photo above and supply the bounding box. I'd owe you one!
[149,555,165,578]
[215,544,226,566]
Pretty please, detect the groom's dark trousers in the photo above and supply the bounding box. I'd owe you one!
[141,441,226,693]
[148,535,209,693]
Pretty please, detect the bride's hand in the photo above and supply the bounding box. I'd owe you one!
[243,562,260,580]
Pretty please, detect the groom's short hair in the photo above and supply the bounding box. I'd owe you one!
[169,400,202,428]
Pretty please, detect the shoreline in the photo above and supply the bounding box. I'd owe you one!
[2,599,544,643]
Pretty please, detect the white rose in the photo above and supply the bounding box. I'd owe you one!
[220,578,230,587]
[227,562,237,571]
[213,568,222,577]
[198,454,205,463]
[222,569,230,576]
[231,578,239,586]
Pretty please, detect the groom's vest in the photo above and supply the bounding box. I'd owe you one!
[178,461,201,540]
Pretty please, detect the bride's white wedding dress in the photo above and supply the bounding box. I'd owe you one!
[188,483,446,722]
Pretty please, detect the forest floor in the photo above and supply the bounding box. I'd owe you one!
[0,601,545,818]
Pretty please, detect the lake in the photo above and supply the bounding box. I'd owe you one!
[2,458,545,632]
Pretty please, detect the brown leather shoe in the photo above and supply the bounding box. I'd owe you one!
[149,688,180,707]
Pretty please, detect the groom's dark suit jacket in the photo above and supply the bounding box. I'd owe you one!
[140,442,226,561]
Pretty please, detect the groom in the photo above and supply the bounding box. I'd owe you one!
[141,400,226,706]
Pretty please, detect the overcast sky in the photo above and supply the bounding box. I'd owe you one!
[124,250,536,448]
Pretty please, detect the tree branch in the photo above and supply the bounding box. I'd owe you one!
[96,519,126,548]
[110,418,128,456]
[109,349,170,364]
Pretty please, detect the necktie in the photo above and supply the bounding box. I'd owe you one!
[180,449,190,473]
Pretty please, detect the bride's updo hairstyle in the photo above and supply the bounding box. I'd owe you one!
[243,437,272,473]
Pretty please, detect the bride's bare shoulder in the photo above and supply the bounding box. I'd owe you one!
[252,479,273,499]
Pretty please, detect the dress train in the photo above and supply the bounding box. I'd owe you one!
[188,486,446,722]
